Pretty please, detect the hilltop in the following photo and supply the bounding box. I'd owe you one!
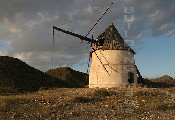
[138,75,175,88]
[151,75,175,83]
[150,75,175,88]
[46,67,88,87]
[0,56,71,94]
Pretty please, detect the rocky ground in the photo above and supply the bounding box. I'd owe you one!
[0,87,175,120]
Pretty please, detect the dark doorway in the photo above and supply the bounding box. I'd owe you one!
[128,72,134,84]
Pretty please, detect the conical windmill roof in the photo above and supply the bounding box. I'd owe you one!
[97,23,135,53]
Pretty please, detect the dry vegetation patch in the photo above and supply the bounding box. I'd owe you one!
[0,87,174,119]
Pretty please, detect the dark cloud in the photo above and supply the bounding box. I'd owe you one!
[0,0,174,71]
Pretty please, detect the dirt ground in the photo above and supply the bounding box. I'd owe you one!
[0,87,175,120]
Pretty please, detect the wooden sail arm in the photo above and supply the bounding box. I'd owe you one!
[135,65,144,84]
[53,26,96,43]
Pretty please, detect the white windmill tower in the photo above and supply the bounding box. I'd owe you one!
[53,23,143,88]
[89,23,137,88]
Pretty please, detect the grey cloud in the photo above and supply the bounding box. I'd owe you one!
[0,0,174,71]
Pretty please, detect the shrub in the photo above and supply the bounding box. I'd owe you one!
[72,96,99,103]
[93,89,116,97]
[0,98,6,111]
[39,87,49,91]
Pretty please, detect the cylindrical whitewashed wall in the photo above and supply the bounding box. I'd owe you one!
[89,50,137,88]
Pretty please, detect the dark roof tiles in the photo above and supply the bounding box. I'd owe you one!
[97,23,135,53]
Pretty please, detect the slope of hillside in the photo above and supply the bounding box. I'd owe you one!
[46,67,88,87]
[151,75,175,83]
[150,75,175,88]
[0,56,71,94]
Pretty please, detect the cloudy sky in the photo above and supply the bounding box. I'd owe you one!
[0,0,175,78]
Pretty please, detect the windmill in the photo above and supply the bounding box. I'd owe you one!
[53,2,144,88]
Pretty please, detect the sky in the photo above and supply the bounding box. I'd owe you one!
[0,0,174,78]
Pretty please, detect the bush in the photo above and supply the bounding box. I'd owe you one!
[93,89,116,97]
[68,89,117,104]
[39,87,49,91]
[72,96,99,103]
[0,98,6,111]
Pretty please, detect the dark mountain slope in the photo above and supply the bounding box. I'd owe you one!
[0,56,71,94]
[46,67,88,87]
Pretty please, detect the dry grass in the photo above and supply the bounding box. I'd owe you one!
[0,87,175,119]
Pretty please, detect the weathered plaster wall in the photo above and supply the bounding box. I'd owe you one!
[89,50,137,88]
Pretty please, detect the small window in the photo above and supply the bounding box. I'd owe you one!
[128,72,134,84]
[98,38,105,46]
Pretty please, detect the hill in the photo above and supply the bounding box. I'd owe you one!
[0,56,71,94]
[151,75,175,83]
[137,75,175,88]
[46,67,88,87]
[150,75,175,88]
[1,55,175,95]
